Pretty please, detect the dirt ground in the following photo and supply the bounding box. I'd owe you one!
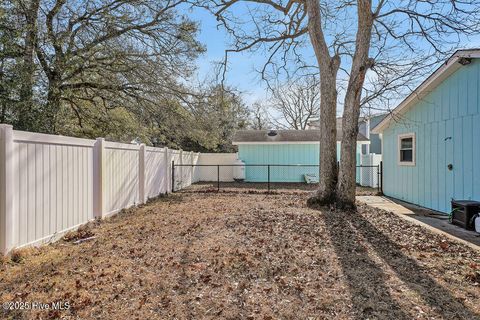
[0,188,479,319]
[184,182,380,196]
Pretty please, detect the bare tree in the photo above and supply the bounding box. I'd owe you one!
[198,0,480,209]
[249,101,270,130]
[268,76,320,130]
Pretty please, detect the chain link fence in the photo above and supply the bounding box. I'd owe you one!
[172,163,382,194]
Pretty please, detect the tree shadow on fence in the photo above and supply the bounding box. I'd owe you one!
[322,210,480,320]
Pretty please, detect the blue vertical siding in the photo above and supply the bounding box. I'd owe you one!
[238,144,321,182]
[382,59,480,213]
[238,142,363,182]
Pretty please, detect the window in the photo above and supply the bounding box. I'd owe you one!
[398,133,415,165]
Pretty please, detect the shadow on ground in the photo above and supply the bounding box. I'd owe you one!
[323,209,480,319]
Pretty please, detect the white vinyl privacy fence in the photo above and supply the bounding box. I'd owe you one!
[357,154,382,188]
[0,124,201,254]
[0,123,380,254]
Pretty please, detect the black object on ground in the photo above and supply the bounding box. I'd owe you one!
[451,200,480,231]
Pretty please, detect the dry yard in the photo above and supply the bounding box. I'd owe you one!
[1,186,479,319]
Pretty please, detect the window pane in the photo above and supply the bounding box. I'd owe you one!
[401,137,413,149]
[401,150,413,162]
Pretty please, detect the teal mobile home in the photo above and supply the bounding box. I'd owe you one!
[232,130,369,182]
[373,49,480,214]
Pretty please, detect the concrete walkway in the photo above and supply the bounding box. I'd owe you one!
[357,196,480,250]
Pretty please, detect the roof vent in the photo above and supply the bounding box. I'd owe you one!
[267,130,277,137]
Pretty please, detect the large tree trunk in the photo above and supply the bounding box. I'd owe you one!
[311,63,340,205]
[305,0,340,206]
[337,88,362,209]
[337,0,374,209]
[17,0,41,131]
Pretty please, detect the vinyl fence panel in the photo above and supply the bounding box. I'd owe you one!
[181,151,194,188]
[192,152,201,183]
[0,125,198,254]
[197,153,238,182]
[103,142,140,216]
[10,130,95,250]
[145,147,168,198]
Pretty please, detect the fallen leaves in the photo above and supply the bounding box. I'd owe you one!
[63,223,95,242]
[0,191,478,320]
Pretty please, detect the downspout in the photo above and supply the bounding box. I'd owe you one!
[365,118,370,154]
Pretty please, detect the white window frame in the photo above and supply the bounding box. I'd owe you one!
[398,133,415,166]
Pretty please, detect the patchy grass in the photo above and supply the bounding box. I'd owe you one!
[0,191,479,319]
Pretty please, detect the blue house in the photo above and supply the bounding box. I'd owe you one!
[232,129,369,182]
[372,49,480,214]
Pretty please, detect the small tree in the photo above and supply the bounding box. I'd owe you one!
[181,85,251,152]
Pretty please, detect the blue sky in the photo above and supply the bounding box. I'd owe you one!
[187,4,480,113]
[188,7,284,105]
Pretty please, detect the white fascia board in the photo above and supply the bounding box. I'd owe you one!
[233,141,370,145]
[233,141,322,145]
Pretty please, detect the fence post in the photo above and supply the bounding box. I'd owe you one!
[138,144,146,204]
[0,124,14,254]
[179,149,183,189]
[171,160,175,193]
[217,165,220,192]
[93,138,105,219]
[379,161,383,194]
[190,151,194,185]
[359,155,363,186]
[267,165,270,193]
[164,147,169,194]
